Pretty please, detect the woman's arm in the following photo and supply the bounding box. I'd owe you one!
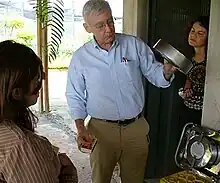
[58,153,78,183]
[183,79,193,98]
[184,79,192,89]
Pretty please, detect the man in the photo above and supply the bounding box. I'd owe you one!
[66,1,176,183]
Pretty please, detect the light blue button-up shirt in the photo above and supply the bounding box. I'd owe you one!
[66,33,173,121]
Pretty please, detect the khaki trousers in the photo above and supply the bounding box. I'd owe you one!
[87,117,150,183]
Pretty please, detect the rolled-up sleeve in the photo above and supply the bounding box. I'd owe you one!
[65,56,87,120]
[137,40,174,88]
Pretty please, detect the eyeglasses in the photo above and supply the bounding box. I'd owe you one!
[92,17,115,30]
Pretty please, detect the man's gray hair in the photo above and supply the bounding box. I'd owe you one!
[82,0,112,21]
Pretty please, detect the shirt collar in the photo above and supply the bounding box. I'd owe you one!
[91,35,119,50]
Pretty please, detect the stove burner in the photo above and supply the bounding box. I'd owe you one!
[190,141,205,159]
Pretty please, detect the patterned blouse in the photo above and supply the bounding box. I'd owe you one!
[184,60,206,110]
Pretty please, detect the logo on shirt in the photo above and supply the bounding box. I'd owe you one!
[121,57,131,63]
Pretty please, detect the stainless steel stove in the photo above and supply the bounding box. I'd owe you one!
[175,123,220,182]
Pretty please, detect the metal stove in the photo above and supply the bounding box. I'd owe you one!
[175,123,220,182]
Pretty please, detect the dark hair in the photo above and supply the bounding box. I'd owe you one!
[0,40,43,131]
[183,16,210,59]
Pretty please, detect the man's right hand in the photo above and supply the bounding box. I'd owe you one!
[75,119,93,148]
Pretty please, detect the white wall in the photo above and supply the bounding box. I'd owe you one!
[202,0,220,130]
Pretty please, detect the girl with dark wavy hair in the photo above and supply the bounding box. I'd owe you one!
[0,40,78,183]
[179,16,209,125]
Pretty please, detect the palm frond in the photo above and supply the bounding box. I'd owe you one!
[29,0,64,61]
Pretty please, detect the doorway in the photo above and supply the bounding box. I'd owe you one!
[144,0,210,178]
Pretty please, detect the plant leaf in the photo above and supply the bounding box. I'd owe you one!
[29,0,64,61]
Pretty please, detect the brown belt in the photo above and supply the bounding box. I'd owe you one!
[92,113,142,126]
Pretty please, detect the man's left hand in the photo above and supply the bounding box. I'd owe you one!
[163,59,177,81]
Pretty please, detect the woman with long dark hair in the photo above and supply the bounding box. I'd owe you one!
[179,16,209,125]
[0,40,78,183]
